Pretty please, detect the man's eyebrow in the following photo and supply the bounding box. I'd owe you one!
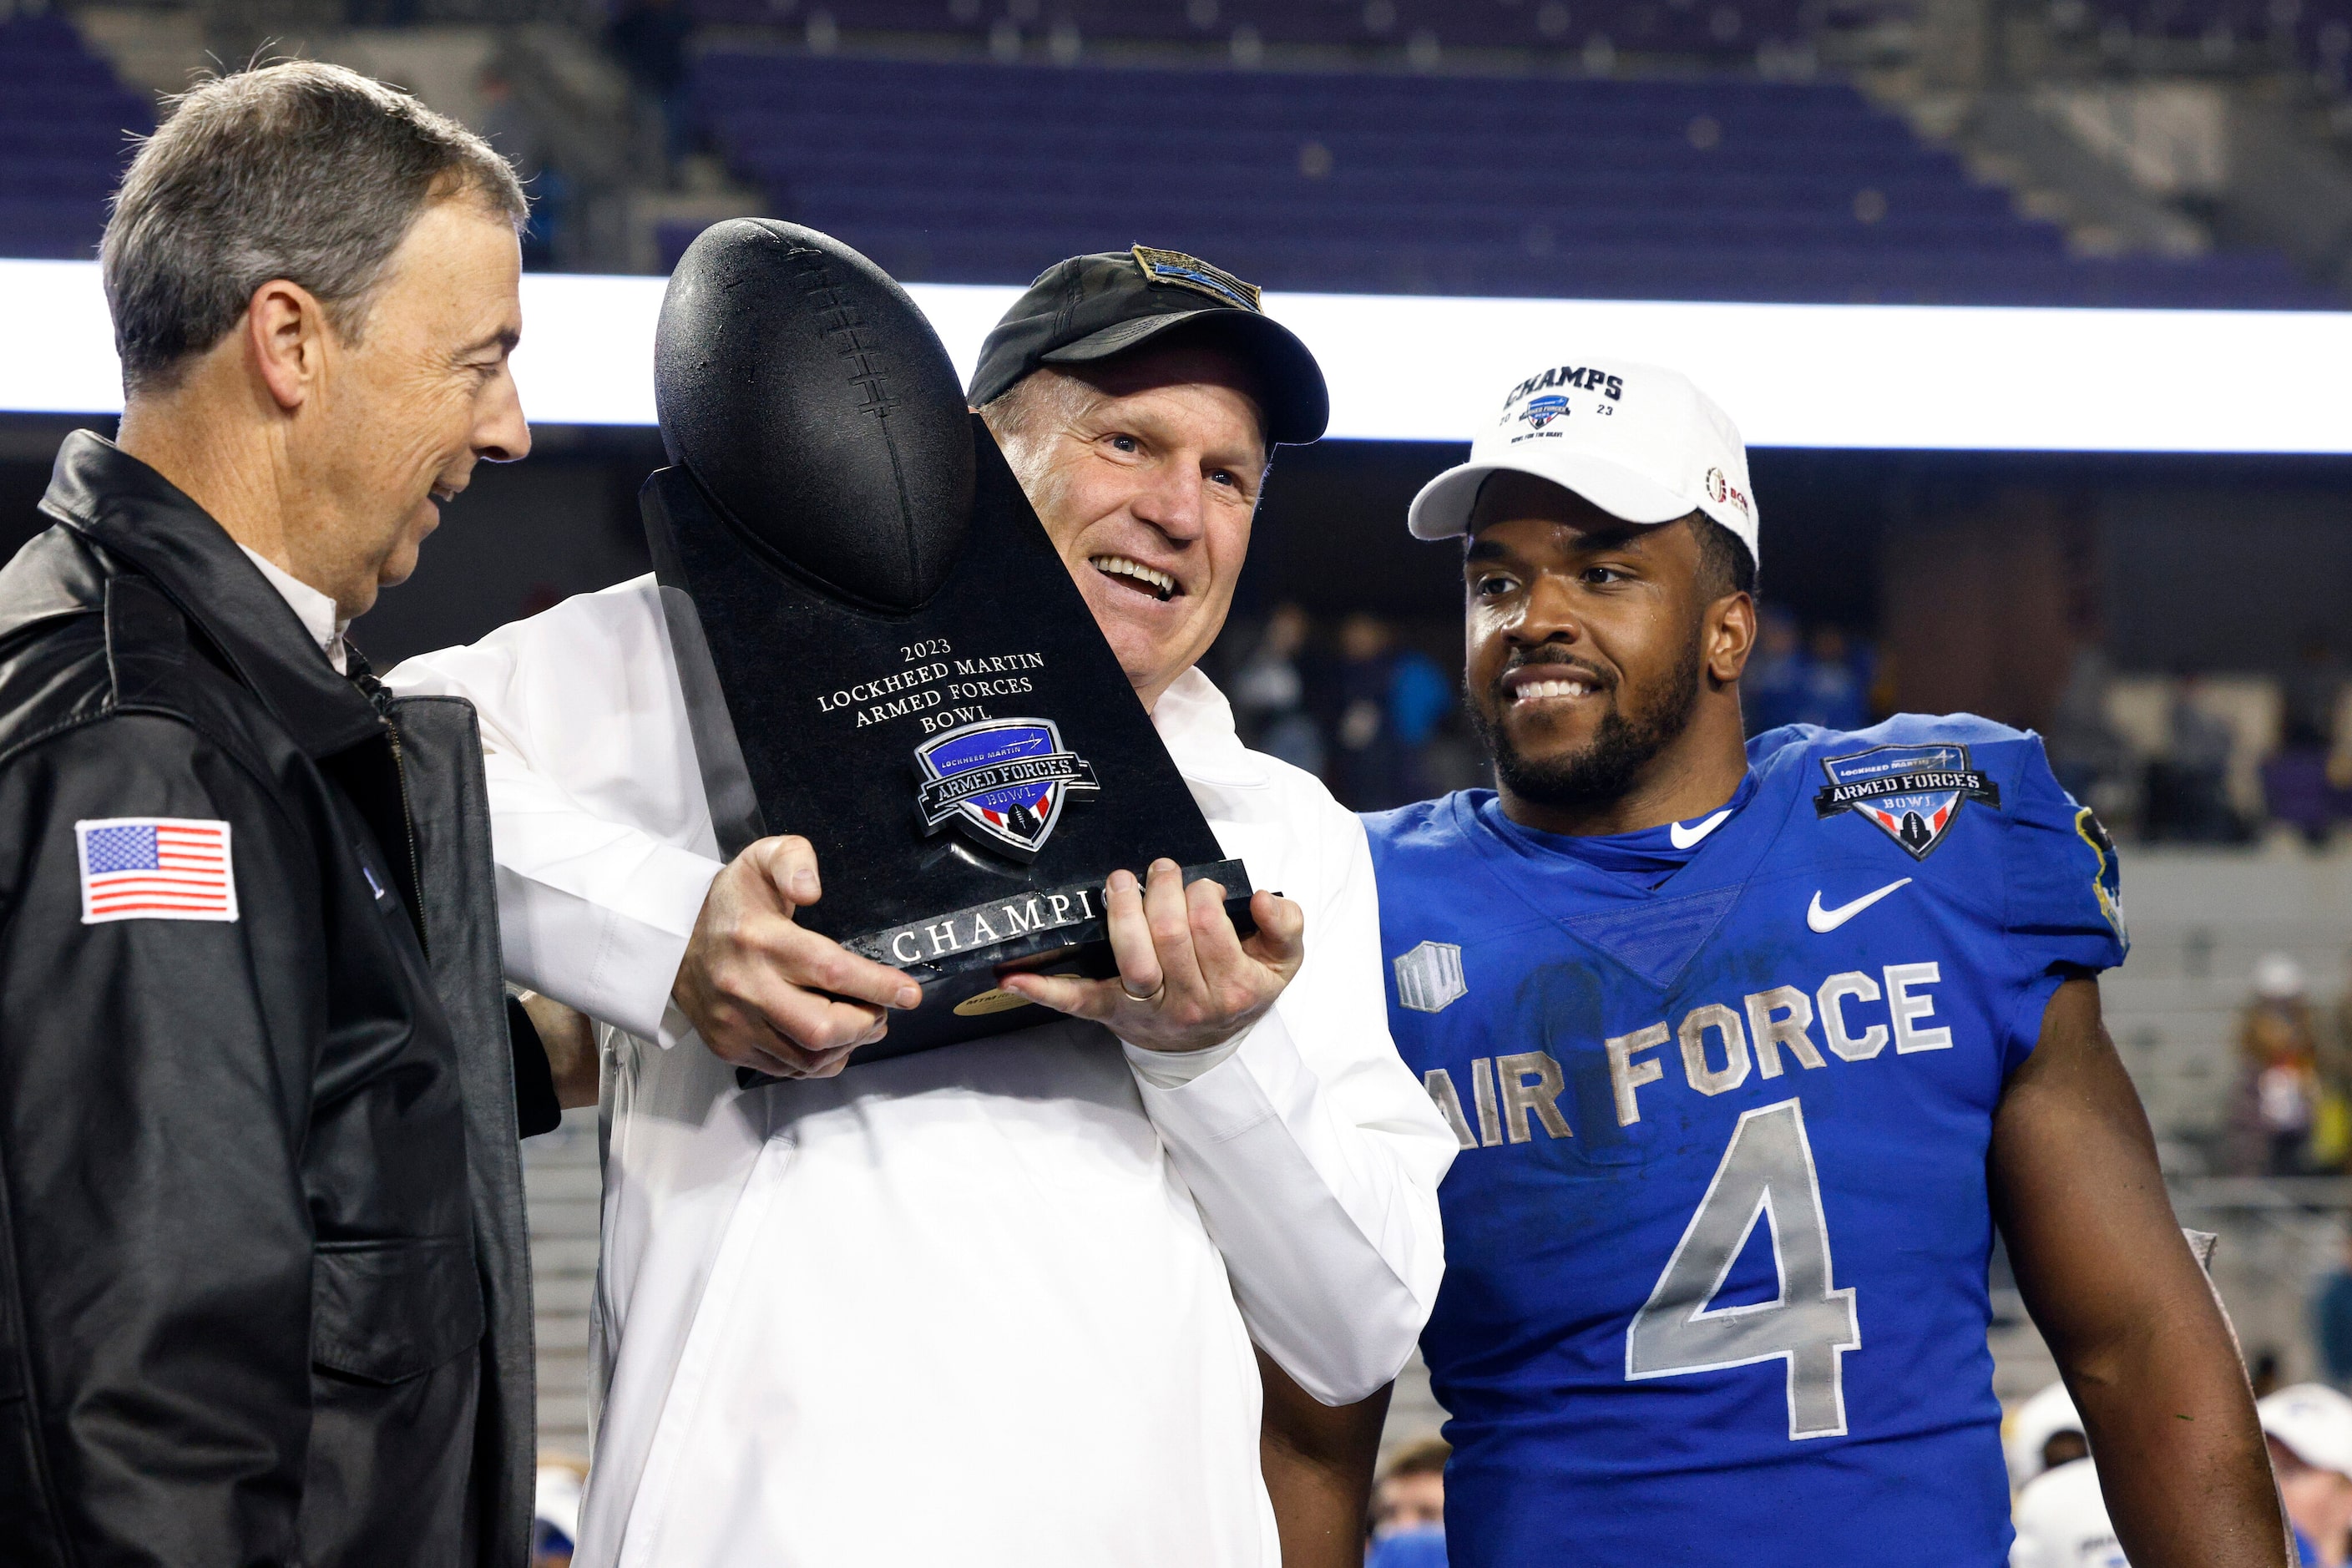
[1578,523,1647,553]
[1464,537,1511,564]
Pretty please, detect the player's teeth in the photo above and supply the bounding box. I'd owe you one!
[1516,678,1590,701]
[1091,555,1175,597]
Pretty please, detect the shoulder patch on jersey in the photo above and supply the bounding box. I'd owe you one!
[2075,805,2128,945]
[76,817,236,923]
[1395,940,1468,1013]
[1813,742,2000,860]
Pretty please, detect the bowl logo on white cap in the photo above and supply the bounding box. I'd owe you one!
[1706,466,1752,519]
[1522,394,1570,429]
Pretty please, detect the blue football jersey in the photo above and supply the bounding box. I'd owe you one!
[1364,715,2127,1568]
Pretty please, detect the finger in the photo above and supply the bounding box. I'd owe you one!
[749,918,923,1011]
[1142,859,1210,1004]
[1183,876,1252,992]
[1000,970,1121,1021]
[713,1009,842,1079]
[731,961,890,1054]
[748,834,822,908]
[1101,868,1164,1000]
[1239,891,1307,979]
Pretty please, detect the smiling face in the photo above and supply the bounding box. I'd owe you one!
[983,342,1267,711]
[288,195,529,615]
[1463,469,1755,834]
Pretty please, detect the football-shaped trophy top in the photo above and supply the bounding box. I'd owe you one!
[640,220,1253,1065]
[653,219,975,612]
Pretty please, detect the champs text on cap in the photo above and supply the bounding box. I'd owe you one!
[1131,245,1263,312]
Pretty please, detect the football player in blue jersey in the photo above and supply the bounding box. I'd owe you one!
[1357,355,2289,1567]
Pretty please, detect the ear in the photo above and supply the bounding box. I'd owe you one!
[1705,589,1757,686]
[243,278,331,413]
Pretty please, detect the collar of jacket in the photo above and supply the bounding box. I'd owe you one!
[38,430,387,761]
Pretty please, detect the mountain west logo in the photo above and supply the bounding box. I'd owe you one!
[914,718,1099,860]
[1814,742,1999,860]
[1522,393,1570,429]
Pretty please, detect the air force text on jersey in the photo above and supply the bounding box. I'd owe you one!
[1416,951,1965,1146]
[1366,715,2127,1568]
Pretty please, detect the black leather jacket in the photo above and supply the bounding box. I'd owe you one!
[0,433,548,1566]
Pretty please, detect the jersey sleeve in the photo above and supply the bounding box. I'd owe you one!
[1998,733,2128,1066]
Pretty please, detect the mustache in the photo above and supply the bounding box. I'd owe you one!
[1495,646,1617,695]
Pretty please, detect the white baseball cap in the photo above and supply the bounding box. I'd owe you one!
[2262,1383,2352,1478]
[1406,353,1760,569]
[2004,1381,2086,1488]
[2010,1459,2125,1568]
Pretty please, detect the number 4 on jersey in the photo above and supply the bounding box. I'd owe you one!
[1626,1099,1861,1439]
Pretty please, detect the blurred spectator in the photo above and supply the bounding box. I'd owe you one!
[2261,1383,2352,1566]
[2005,1381,2088,1491]
[2314,1232,2352,1389]
[1368,1438,1448,1568]
[2267,635,2347,848]
[1744,606,1808,736]
[2147,674,2244,843]
[1327,613,1452,811]
[1231,602,1325,776]
[2284,635,2344,752]
[2044,645,2130,820]
[534,1458,586,1566]
[2010,1459,2126,1568]
[2230,954,2322,1176]
[1798,625,1872,732]
[608,0,695,166]
[2324,957,2352,1166]
[477,63,559,271]
[1741,615,1876,736]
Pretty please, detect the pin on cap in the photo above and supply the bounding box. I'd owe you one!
[1407,354,1758,569]
[969,245,1329,446]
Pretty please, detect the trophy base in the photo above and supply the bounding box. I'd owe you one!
[735,859,1257,1084]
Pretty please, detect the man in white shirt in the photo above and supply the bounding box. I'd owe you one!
[389,245,1456,1567]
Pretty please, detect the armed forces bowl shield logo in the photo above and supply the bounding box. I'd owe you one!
[914,718,1099,860]
[1813,742,2000,860]
[1522,393,1570,429]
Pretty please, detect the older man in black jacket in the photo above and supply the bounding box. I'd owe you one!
[0,63,549,1566]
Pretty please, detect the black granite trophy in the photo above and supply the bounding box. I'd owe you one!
[643,220,1252,1064]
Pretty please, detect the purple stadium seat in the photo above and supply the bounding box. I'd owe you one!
[0,14,151,260]
[687,53,2336,307]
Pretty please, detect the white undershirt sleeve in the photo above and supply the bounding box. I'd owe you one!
[385,576,725,1046]
[1122,809,1454,1405]
[478,750,721,1044]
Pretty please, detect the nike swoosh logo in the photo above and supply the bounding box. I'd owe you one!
[1807,878,1914,933]
[1669,809,1733,850]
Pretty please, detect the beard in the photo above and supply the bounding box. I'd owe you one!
[1471,634,1704,810]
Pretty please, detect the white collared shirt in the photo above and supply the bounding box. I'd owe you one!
[386,574,1456,1568]
[235,544,348,674]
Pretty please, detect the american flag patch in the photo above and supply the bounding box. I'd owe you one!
[75,817,237,924]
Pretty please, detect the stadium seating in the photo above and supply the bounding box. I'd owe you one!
[685,53,2337,306]
[2069,0,2352,79]
[0,13,150,261]
[685,0,1812,64]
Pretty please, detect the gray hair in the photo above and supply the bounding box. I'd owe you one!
[102,60,529,396]
[978,367,1093,459]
